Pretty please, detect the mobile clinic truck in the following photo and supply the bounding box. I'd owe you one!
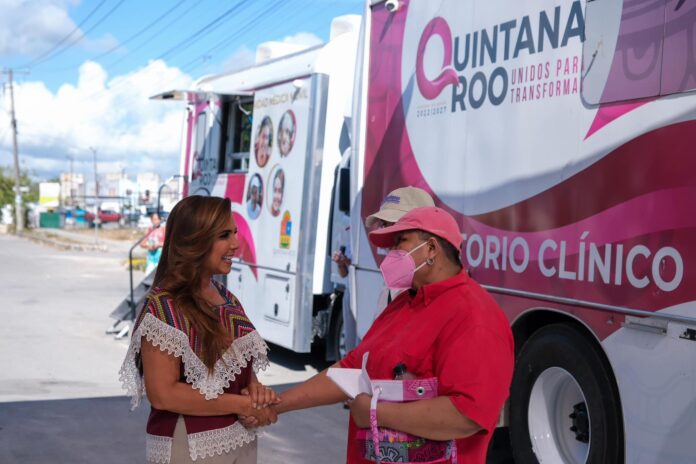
[346,0,696,463]
[153,15,360,357]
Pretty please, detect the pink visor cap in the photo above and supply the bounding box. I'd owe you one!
[368,206,463,250]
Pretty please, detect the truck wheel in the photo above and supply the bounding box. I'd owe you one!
[509,324,623,464]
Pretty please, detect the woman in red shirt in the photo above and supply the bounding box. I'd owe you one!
[269,206,514,463]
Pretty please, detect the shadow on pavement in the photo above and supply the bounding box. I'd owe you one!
[0,395,149,464]
[0,383,348,464]
[266,341,332,372]
[0,385,513,464]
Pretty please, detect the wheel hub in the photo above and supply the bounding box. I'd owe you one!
[569,402,590,443]
[527,367,590,464]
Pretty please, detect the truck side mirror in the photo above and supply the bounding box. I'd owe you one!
[338,167,350,214]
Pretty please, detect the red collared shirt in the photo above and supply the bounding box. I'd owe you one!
[340,270,514,464]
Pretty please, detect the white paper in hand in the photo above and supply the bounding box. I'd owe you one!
[327,352,373,399]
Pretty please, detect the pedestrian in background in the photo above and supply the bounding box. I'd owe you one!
[120,195,279,464]
[140,213,165,275]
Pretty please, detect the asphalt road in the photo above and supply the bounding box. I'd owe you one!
[0,231,513,463]
[0,232,348,463]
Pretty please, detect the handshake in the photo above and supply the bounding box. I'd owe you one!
[238,382,281,428]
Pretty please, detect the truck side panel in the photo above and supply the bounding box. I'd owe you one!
[353,0,696,461]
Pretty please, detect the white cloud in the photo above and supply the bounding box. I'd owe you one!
[0,60,193,181]
[0,0,75,55]
[0,28,325,182]
[0,0,116,56]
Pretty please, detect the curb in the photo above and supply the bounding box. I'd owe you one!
[19,232,110,252]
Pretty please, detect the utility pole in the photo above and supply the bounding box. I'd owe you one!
[3,69,24,233]
[66,155,74,206]
[69,155,74,206]
[90,146,99,197]
[89,146,99,245]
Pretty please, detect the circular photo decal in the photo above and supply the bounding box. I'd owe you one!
[278,110,296,157]
[246,173,263,219]
[268,165,285,217]
[254,116,273,167]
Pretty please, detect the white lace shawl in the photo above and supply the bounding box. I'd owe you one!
[119,312,270,410]
[145,422,257,463]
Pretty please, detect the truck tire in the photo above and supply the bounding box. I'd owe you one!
[509,323,623,464]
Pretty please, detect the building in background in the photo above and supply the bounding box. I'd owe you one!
[59,173,85,207]
[136,173,161,206]
[59,171,161,212]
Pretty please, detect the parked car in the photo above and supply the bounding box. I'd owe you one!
[85,209,122,227]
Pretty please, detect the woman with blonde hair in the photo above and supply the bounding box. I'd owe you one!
[120,195,278,464]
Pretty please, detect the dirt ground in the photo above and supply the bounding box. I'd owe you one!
[68,227,145,241]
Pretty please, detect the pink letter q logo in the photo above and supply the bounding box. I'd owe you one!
[416,17,460,100]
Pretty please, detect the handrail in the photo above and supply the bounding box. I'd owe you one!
[127,227,157,320]
[157,174,186,216]
[123,174,185,322]
[482,285,696,326]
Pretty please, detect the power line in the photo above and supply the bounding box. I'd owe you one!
[180,0,316,75]
[156,0,251,62]
[106,0,319,76]
[73,1,233,101]
[178,1,283,71]
[43,0,188,74]
[94,0,186,62]
[28,0,129,69]
[103,0,203,72]
[180,0,296,72]
[76,0,339,102]
[21,0,108,68]
[75,0,262,100]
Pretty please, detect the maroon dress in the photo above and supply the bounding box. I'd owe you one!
[120,281,269,463]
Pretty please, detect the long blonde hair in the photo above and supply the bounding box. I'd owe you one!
[154,195,233,371]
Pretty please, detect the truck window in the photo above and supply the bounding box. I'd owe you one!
[661,0,696,95]
[582,0,695,105]
[582,0,664,104]
[195,111,208,159]
[219,98,253,174]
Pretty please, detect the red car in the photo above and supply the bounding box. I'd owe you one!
[85,209,122,225]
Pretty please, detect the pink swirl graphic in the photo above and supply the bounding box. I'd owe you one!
[416,17,460,100]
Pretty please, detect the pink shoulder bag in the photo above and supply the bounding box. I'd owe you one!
[355,377,458,463]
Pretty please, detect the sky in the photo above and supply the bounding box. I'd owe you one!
[0,0,364,183]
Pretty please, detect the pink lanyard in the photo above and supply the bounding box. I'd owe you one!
[369,384,458,464]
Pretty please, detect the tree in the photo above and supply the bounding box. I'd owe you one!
[0,168,16,207]
[0,166,39,223]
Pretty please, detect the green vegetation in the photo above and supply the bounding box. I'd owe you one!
[0,166,39,224]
